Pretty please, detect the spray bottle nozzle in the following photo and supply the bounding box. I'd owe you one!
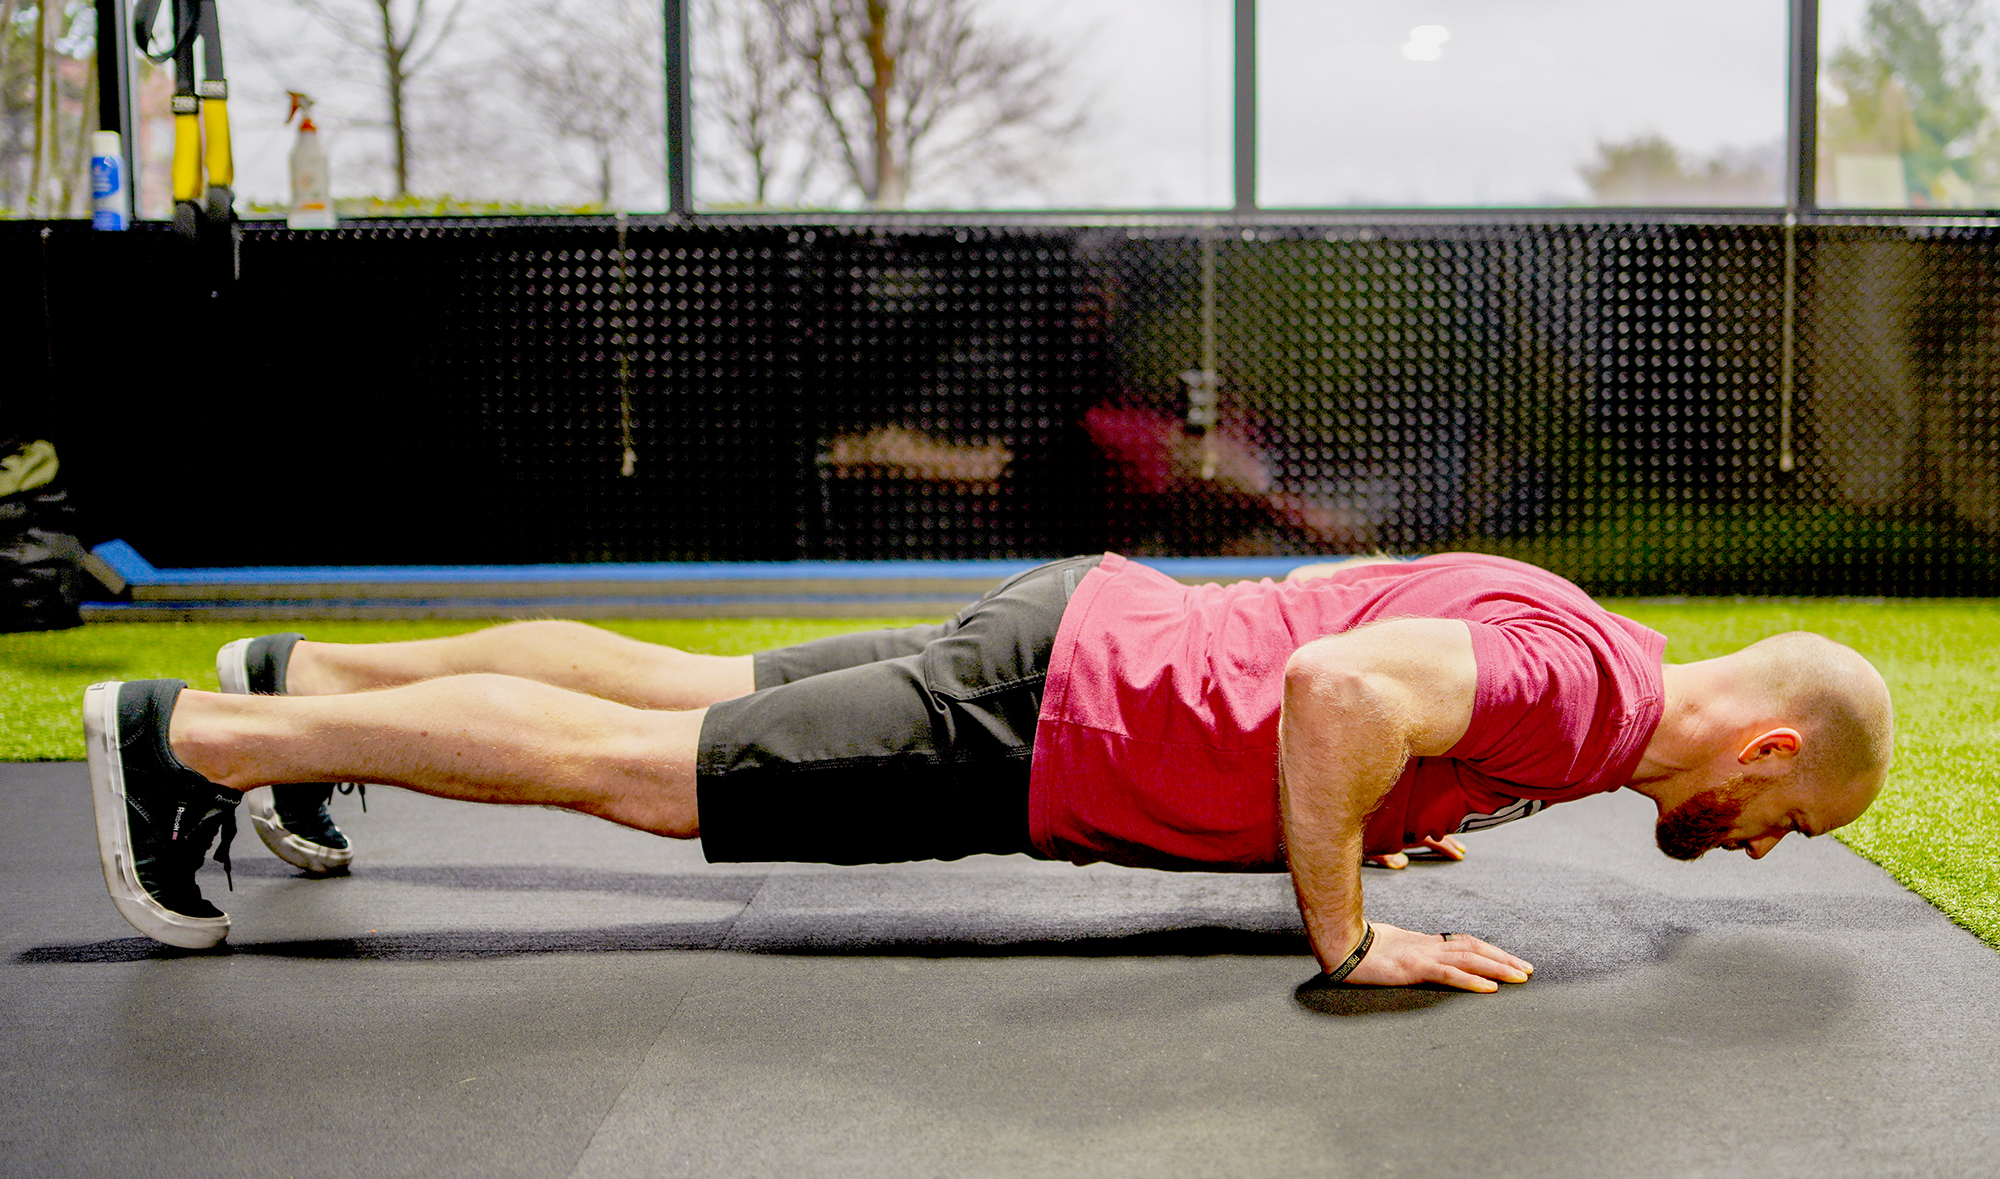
[286,91,313,126]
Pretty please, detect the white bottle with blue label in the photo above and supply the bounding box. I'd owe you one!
[91,132,127,231]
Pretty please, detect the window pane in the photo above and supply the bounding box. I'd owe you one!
[218,0,666,216]
[1818,0,2000,208]
[1259,0,1788,207]
[692,0,1232,210]
[3,1,97,218]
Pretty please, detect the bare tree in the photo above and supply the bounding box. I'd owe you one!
[697,0,822,206]
[1,0,94,216]
[24,0,54,212]
[758,0,1084,208]
[501,0,662,206]
[282,0,470,198]
[0,0,20,110]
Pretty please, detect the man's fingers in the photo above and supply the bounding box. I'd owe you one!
[1433,964,1501,993]
[1442,933,1534,978]
[1424,835,1467,860]
[1399,931,1534,990]
[1366,838,1465,868]
[1397,836,1465,862]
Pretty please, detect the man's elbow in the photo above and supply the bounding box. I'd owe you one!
[1282,647,1374,714]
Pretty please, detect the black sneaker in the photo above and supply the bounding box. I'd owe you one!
[216,632,358,875]
[248,781,360,874]
[83,679,240,949]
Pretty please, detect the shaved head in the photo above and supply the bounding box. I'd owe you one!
[1734,632,1894,817]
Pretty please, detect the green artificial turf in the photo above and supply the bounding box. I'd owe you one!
[3,606,1995,950]
[1612,599,2000,952]
[0,618,936,765]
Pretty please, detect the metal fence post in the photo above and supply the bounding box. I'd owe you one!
[665,0,693,215]
[1777,0,1818,472]
[95,0,140,219]
[1234,0,1256,214]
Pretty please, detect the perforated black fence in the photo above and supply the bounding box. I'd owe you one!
[10,213,2000,594]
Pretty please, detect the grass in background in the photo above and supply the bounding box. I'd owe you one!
[3,606,1995,950]
[0,619,937,764]
[1613,599,2000,952]
[1468,502,2000,596]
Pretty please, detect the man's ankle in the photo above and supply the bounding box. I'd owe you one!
[279,641,343,697]
[165,690,253,792]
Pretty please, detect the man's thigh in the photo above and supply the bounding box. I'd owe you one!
[697,653,1037,864]
[751,555,1102,689]
[699,555,1103,864]
[753,622,949,690]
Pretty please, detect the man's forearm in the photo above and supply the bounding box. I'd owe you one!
[1277,668,1412,972]
[1274,622,1532,993]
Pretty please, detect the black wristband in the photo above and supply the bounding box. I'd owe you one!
[1318,923,1376,985]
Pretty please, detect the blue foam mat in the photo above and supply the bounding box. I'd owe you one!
[89,540,1313,588]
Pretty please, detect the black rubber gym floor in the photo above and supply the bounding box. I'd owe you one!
[3,759,1994,1178]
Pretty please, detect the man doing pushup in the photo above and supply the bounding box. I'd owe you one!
[82,552,1893,992]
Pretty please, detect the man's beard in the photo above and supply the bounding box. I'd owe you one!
[1656,781,1747,861]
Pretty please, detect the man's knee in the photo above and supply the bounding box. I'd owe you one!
[602,707,704,837]
[485,618,608,644]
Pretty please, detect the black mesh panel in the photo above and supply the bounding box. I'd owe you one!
[12,214,1999,594]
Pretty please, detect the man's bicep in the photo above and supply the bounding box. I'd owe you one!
[1284,618,1477,757]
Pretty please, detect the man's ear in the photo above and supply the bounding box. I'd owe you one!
[1738,728,1802,764]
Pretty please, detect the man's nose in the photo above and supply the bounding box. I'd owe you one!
[1745,832,1788,859]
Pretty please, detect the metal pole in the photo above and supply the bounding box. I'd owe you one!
[615,210,636,476]
[95,0,138,219]
[1233,0,1256,213]
[1777,0,1815,472]
[1198,228,1219,478]
[1779,218,1797,472]
[665,0,692,215]
[1181,224,1222,479]
[1786,0,1818,211]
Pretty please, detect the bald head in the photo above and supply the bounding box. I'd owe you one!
[1730,631,1894,819]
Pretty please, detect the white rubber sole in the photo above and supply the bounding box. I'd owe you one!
[83,682,230,949]
[244,787,355,875]
[214,637,254,695]
[219,635,362,874]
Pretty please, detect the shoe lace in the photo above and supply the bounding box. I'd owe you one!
[335,781,367,812]
[213,801,236,890]
[145,792,239,909]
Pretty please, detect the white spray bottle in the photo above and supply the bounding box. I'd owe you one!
[286,92,336,229]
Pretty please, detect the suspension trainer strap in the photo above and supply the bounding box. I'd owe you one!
[133,0,199,66]
[197,0,233,206]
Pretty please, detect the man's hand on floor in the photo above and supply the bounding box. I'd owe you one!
[1364,834,1466,870]
[1344,924,1534,992]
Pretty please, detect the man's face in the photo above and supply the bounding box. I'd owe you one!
[1656,773,1821,862]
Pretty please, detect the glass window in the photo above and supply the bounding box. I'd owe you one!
[208,0,666,216]
[1817,0,2000,208]
[692,0,1232,211]
[1258,0,1789,207]
[3,0,97,217]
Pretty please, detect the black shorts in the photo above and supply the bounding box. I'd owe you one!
[695,555,1104,864]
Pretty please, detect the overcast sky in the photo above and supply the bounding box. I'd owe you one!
[1259,0,1787,206]
[197,0,1894,213]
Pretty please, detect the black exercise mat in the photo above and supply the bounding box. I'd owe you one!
[3,760,1993,1178]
